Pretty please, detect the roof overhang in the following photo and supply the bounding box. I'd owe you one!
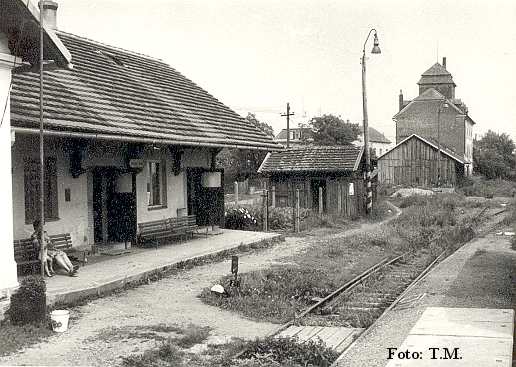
[13,126,283,151]
[0,0,71,68]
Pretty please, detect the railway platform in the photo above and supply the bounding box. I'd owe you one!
[335,223,515,367]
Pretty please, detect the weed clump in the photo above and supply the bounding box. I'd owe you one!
[237,336,339,367]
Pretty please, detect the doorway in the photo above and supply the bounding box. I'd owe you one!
[186,168,224,227]
[310,178,327,213]
[93,168,136,245]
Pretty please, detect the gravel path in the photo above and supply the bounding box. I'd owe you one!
[0,209,399,367]
[0,237,312,366]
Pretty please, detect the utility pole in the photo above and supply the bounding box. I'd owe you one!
[281,103,294,148]
[39,1,46,277]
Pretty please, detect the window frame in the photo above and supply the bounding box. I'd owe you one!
[24,157,59,224]
[146,160,167,209]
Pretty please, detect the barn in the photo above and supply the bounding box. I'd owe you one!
[258,146,371,217]
[377,134,465,187]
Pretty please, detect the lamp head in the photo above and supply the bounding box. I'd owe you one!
[371,31,381,54]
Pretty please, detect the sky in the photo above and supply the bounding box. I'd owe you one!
[45,0,516,143]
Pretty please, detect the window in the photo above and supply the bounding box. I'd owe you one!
[24,158,59,223]
[147,161,167,207]
[348,183,355,196]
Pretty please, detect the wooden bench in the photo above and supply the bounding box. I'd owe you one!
[14,238,39,274]
[138,215,199,248]
[169,215,199,240]
[14,233,87,274]
[49,233,88,266]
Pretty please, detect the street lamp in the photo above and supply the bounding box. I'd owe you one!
[361,29,381,215]
[436,99,448,187]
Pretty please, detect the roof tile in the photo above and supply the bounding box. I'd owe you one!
[259,145,363,173]
[11,31,279,150]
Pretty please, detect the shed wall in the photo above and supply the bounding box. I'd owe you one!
[378,137,462,186]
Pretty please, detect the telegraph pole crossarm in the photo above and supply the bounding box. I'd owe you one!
[281,103,295,148]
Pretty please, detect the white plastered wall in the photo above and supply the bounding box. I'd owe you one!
[1,32,20,291]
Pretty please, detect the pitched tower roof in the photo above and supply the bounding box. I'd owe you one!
[417,62,455,86]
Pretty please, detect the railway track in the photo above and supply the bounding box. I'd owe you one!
[232,204,507,364]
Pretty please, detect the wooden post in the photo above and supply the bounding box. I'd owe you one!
[234,181,239,205]
[271,185,276,208]
[318,186,323,215]
[262,190,268,232]
[295,188,300,233]
[337,184,342,214]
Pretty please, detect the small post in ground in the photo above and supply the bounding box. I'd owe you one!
[234,181,239,205]
[262,189,269,232]
[271,185,276,208]
[318,186,323,215]
[295,188,300,233]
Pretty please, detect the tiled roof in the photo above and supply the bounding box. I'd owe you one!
[258,145,363,173]
[421,63,451,76]
[394,88,465,119]
[418,62,455,86]
[11,31,280,150]
[368,127,391,144]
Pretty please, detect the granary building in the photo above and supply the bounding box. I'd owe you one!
[258,145,371,217]
[1,0,278,296]
[378,58,476,187]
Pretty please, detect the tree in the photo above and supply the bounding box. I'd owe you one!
[304,114,361,145]
[217,113,274,183]
[245,112,274,138]
[473,130,516,179]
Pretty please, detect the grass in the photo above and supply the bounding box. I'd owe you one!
[458,176,516,198]
[201,193,489,323]
[0,321,53,357]
[122,335,339,367]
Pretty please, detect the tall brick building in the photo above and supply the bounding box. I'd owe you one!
[393,58,475,176]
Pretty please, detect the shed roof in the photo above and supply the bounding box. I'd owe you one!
[10,31,279,150]
[258,145,363,173]
[377,134,467,164]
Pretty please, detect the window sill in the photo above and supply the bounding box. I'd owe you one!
[147,205,168,211]
[25,217,60,225]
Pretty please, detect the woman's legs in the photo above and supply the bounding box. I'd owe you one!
[54,254,73,273]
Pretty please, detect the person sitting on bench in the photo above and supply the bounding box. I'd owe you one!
[31,220,78,277]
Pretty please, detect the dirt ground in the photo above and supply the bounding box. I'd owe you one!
[0,208,400,367]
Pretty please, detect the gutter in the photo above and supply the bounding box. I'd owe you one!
[12,127,283,152]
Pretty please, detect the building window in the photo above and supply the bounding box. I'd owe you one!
[24,157,59,223]
[348,183,355,196]
[147,161,167,207]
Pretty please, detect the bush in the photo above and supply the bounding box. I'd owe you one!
[8,276,47,325]
[225,204,312,231]
[239,336,339,366]
[225,206,259,231]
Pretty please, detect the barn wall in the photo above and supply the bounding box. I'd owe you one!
[378,137,462,187]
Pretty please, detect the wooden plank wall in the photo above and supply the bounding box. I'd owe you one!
[378,138,459,187]
[270,175,367,218]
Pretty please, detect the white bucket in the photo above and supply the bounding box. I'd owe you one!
[50,310,70,332]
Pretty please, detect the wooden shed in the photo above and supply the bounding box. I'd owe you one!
[258,146,371,217]
[377,134,465,187]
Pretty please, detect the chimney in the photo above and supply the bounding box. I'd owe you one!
[399,89,404,111]
[39,1,58,30]
[442,57,447,69]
